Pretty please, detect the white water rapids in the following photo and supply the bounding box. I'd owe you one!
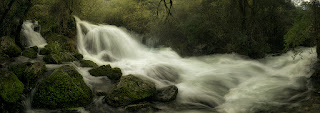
[75,17,317,113]
[21,20,47,48]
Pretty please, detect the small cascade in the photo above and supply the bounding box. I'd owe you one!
[21,20,47,48]
[75,17,318,113]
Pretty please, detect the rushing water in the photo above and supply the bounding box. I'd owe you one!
[75,17,318,113]
[21,20,47,48]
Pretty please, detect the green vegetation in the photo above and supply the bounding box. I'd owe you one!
[32,65,93,109]
[105,75,156,107]
[9,62,46,88]
[0,69,24,103]
[89,65,122,81]
[0,36,21,57]
[22,47,38,58]
[80,60,98,68]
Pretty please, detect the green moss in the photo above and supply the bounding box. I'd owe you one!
[22,48,38,58]
[43,52,78,64]
[9,62,46,88]
[0,36,22,57]
[40,42,62,55]
[89,65,122,81]
[73,53,83,60]
[44,33,76,52]
[43,54,62,64]
[105,75,156,107]
[80,60,98,68]
[0,69,24,103]
[33,65,93,109]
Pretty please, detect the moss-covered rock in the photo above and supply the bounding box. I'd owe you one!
[105,75,156,107]
[30,46,39,51]
[89,65,122,81]
[22,47,38,58]
[73,53,83,60]
[0,52,10,66]
[43,54,62,64]
[44,33,76,52]
[43,52,78,64]
[9,62,46,88]
[33,65,93,109]
[40,42,62,55]
[0,69,24,103]
[0,36,22,57]
[80,60,98,68]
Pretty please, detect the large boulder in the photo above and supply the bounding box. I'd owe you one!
[105,75,156,107]
[0,69,24,113]
[153,85,178,102]
[0,69,24,103]
[89,65,122,81]
[32,65,93,109]
[80,60,98,68]
[22,47,38,58]
[0,36,22,57]
[9,62,46,88]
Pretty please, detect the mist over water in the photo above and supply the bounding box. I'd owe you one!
[74,17,318,113]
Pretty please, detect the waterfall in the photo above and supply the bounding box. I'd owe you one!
[76,17,317,113]
[21,20,47,48]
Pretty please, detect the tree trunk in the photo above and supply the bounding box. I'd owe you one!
[15,0,32,49]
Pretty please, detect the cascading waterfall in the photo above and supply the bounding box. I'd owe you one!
[74,17,318,113]
[21,20,47,48]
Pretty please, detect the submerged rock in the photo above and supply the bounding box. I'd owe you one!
[22,47,38,58]
[105,75,156,107]
[80,60,98,68]
[89,65,122,81]
[33,65,93,109]
[154,85,178,102]
[124,102,153,112]
[0,69,24,103]
[0,36,22,57]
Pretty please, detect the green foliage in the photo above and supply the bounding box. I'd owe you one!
[0,36,21,57]
[9,62,46,88]
[32,65,93,109]
[0,69,24,103]
[22,47,38,58]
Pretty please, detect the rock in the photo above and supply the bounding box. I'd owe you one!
[22,47,38,58]
[43,52,77,64]
[39,42,62,55]
[30,46,39,51]
[43,54,62,64]
[89,65,122,81]
[9,62,46,88]
[80,60,98,68]
[39,47,50,55]
[105,75,156,107]
[32,65,93,109]
[154,85,178,102]
[0,69,24,103]
[0,36,22,57]
[44,33,76,52]
[0,52,10,65]
[73,53,83,60]
[124,102,152,112]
